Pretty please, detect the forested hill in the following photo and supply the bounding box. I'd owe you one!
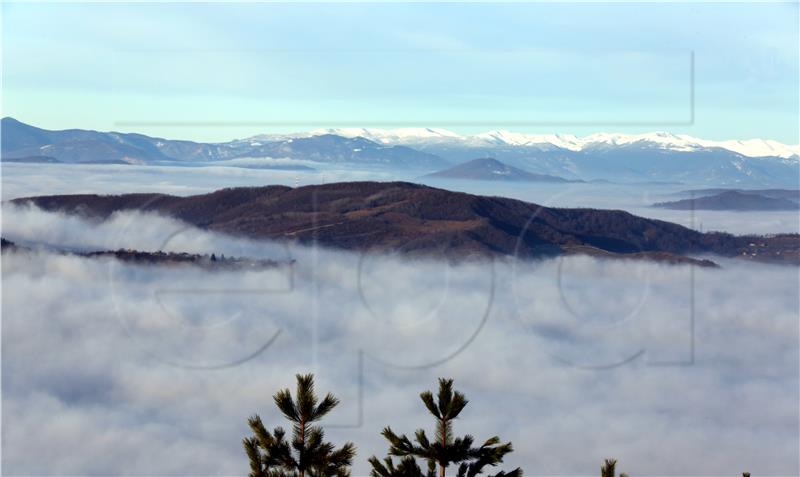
[11,181,799,264]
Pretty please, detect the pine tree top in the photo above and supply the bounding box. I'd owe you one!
[244,374,355,477]
[369,378,521,477]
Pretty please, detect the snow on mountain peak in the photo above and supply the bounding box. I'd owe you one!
[474,130,798,159]
[472,130,583,150]
[309,127,463,144]
[581,132,696,151]
[708,138,800,160]
[245,127,799,160]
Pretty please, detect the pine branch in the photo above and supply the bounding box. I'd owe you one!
[446,391,468,420]
[248,415,274,448]
[415,430,431,450]
[274,389,300,423]
[420,392,441,419]
[437,379,454,417]
[295,373,318,421]
[369,456,424,477]
[382,427,418,457]
[313,393,340,422]
[244,437,267,477]
[427,459,437,477]
[601,459,617,477]
[369,456,392,477]
[489,469,522,477]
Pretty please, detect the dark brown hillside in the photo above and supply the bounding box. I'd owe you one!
[423,157,573,182]
[10,181,799,264]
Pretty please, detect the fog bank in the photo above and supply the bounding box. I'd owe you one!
[2,207,798,475]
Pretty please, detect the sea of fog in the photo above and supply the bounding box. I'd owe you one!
[1,163,799,475]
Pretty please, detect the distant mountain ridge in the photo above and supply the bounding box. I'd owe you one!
[11,181,799,265]
[674,188,800,201]
[423,158,574,183]
[0,118,446,169]
[3,118,798,186]
[653,190,800,211]
[301,127,800,160]
[1,117,233,164]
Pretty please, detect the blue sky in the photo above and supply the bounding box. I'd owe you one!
[2,1,798,143]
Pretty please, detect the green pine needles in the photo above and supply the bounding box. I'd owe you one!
[600,458,628,477]
[368,378,521,477]
[243,374,356,477]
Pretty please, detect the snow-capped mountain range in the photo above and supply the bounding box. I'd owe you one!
[241,127,800,186]
[294,128,800,160]
[3,117,798,186]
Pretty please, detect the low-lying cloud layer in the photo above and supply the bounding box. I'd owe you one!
[4,162,800,236]
[0,163,396,201]
[1,206,798,476]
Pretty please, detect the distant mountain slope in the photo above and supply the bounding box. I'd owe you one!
[653,191,800,211]
[1,118,447,168]
[291,128,800,186]
[407,142,799,186]
[675,188,800,201]
[1,117,232,164]
[11,181,799,264]
[423,158,573,182]
[233,134,448,168]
